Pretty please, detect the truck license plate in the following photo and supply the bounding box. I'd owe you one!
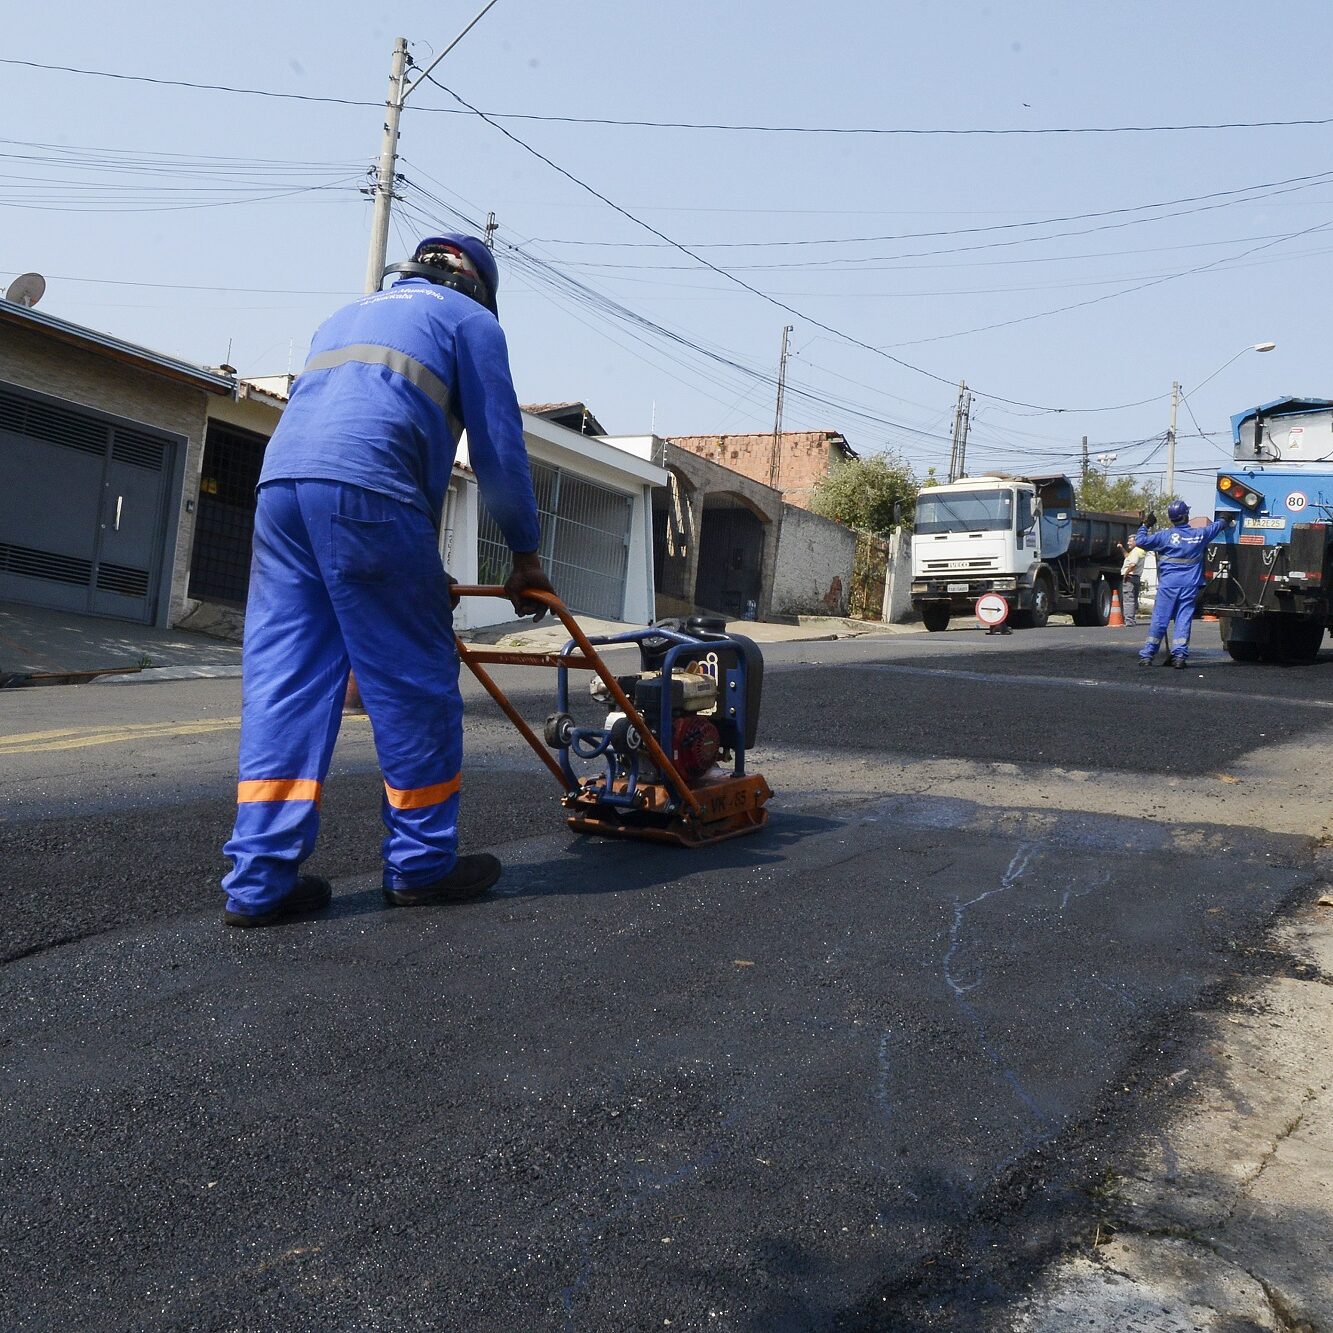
[946,582,969,592]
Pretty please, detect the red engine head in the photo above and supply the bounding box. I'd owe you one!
[671,715,721,782]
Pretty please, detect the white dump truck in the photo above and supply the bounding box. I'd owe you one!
[910,474,1138,632]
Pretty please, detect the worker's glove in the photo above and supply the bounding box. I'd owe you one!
[447,574,461,610]
[1144,511,1157,529]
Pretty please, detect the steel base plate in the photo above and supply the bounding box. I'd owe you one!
[565,772,773,847]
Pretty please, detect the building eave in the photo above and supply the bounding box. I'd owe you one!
[0,300,237,396]
[520,411,667,486]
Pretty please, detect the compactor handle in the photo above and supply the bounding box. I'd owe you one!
[451,584,570,630]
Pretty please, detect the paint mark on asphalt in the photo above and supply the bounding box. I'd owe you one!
[0,714,371,755]
[943,843,1050,1126]
[875,1031,894,1124]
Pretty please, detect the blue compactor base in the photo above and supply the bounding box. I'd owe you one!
[453,588,772,846]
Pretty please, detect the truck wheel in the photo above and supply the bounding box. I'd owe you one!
[1224,639,1263,663]
[1019,575,1052,629]
[922,605,950,633]
[1090,579,1113,626]
[1073,580,1112,628]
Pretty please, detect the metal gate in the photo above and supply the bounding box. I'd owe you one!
[696,504,765,616]
[188,421,266,605]
[477,459,632,620]
[0,384,177,624]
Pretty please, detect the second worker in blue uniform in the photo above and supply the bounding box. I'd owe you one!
[1134,499,1233,670]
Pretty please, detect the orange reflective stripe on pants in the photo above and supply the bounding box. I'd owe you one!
[383,774,461,810]
[236,778,323,805]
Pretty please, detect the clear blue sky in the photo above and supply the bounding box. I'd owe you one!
[5,1,1331,511]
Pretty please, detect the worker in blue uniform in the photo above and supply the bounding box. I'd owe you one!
[222,234,554,927]
[1134,499,1233,670]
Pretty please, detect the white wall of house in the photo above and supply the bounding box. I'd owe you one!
[452,412,666,630]
[770,503,858,616]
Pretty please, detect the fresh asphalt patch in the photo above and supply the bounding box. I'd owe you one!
[0,786,1314,1332]
[759,652,1329,777]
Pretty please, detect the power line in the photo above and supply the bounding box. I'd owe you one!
[525,171,1333,251]
[426,74,1180,416]
[395,185,973,453]
[882,216,1333,349]
[4,57,1332,137]
[549,177,1333,273]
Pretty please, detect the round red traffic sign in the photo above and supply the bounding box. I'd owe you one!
[975,593,1009,627]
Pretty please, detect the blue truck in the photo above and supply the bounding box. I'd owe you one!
[1201,396,1333,662]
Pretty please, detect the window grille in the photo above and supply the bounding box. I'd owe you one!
[478,459,632,620]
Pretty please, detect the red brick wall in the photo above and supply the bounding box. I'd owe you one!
[666,432,843,509]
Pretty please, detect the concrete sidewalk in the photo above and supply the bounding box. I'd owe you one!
[1009,892,1333,1333]
[0,599,245,685]
[0,598,907,687]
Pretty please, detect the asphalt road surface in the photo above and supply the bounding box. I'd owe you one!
[1,620,1327,1331]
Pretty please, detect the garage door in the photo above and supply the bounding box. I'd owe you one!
[477,460,632,620]
[0,384,177,624]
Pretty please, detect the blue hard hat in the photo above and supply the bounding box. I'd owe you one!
[415,234,499,304]
[1167,499,1190,524]
[382,233,500,314]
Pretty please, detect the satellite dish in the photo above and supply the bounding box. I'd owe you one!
[5,273,46,308]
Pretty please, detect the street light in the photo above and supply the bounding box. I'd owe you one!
[1166,341,1276,495]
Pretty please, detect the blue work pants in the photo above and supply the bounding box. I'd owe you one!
[1139,581,1198,662]
[222,480,462,916]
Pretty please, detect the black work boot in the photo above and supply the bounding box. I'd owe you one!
[225,875,332,928]
[1170,656,1187,670]
[382,853,502,907]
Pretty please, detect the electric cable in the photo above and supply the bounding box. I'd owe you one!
[5,57,1332,137]
[424,74,1182,415]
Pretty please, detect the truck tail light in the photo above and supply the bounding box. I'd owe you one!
[1217,475,1264,511]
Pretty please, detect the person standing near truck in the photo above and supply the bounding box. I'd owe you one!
[1134,501,1234,669]
[1117,533,1148,627]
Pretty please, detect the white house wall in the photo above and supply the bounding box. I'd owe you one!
[452,416,666,631]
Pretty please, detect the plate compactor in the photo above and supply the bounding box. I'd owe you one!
[452,587,771,846]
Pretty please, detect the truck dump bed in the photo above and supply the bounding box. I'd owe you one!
[1069,511,1138,560]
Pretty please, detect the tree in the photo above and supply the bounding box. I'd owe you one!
[809,453,919,534]
[1075,467,1176,519]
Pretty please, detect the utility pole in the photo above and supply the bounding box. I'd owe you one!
[1080,435,1089,488]
[361,1,506,294]
[1165,379,1180,498]
[364,37,410,295]
[947,380,972,484]
[769,324,794,491]
[484,211,498,249]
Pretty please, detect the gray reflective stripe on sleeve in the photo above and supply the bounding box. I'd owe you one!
[303,343,463,439]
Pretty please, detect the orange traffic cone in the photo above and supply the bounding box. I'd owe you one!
[1108,588,1125,627]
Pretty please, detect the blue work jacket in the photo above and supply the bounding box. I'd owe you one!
[1135,517,1232,592]
[259,277,541,554]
